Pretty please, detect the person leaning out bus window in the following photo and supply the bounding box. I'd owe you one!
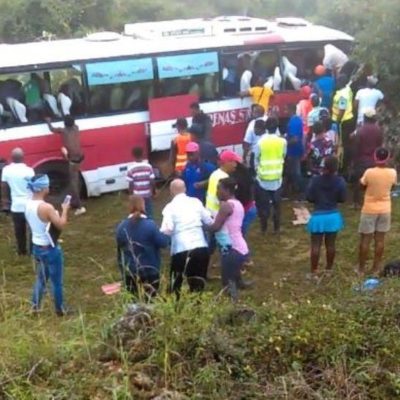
[239,76,274,115]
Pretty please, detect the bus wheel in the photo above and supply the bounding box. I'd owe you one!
[35,160,70,202]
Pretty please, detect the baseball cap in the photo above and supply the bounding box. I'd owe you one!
[219,150,242,164]
[186,142,199,153]
[367,75,379,86]
[172,117,188,129]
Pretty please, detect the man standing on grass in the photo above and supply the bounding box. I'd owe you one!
[45,116,86,216]
[358,148,397,276]
[161,179,212,298]
[285,104,304,200]
[25,174,70,316]
[254,117,287,235]
[127,147,155,218]
[1,148,34,255]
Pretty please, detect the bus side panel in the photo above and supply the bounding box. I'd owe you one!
[0,121,148,197]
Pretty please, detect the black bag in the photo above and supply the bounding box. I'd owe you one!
[382,260,400,277]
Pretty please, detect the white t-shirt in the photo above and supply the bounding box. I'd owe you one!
[240,70,253,92]
[1,163,34,212]
[355,88,384,124]
[161,193,213,255]
[243,116,268,153]
[323,44,349,71]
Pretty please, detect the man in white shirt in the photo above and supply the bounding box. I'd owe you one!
[355,76,384,125]
[161,179,213,297]
[243,104,266,168]
[1,148,34,255]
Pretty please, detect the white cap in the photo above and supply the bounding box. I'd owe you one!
[364,108,376,118]
[367,75,378,86]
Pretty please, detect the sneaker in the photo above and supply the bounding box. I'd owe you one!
[74,207,86,216]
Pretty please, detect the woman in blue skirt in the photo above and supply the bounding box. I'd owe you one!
[306,156,347,278]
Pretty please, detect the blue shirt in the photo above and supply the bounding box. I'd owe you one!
[286,115,304,158]
[116,217,169,278]
[182,161,216,202]
[315,76,335,109]
[306,175,346,211]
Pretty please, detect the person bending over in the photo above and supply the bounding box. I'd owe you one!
[116,195,169,297]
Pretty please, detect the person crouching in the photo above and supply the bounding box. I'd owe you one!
[116,195,169,297]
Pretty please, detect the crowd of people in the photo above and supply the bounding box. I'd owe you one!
[0,62,396,314]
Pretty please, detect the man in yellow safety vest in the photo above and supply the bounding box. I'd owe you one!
[331,74,355,172]
[254,117,287,234]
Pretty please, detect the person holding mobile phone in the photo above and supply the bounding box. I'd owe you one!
[25,174,70,316]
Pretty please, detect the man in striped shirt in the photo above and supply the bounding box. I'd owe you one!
[127,147,155,218]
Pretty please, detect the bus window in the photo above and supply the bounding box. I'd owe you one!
[0,71,61,125]
[280,47,323,90]
[221,50,280,98]
[156,52,219,101]
[48,65,85,117]
[86,58,154,115]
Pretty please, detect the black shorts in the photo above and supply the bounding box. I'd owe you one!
[69,154,85,164]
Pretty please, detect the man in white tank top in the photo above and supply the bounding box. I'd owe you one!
[25,174,70,316]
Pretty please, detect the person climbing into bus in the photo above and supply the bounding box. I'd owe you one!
[170,117,192,175]
[240,76,274,115]
[45,116,86,216]
[313,65,335,109]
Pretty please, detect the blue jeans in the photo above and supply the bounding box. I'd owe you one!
[31,245,64,313]
[241,205,257,237]
[144,198,153,219]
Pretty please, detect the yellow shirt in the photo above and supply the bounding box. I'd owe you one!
[361,167,397,214]
[249,86,274,112]
[205,168,229,213]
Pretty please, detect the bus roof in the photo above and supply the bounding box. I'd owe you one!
[0,17,353,71]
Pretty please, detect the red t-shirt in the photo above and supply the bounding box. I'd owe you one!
[355,123,383,165]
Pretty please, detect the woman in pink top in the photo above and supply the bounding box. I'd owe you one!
[208,177,249,301]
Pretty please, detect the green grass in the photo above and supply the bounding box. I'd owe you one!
[1,191,400,399]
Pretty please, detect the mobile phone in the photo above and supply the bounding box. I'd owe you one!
[63,195,72,205]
